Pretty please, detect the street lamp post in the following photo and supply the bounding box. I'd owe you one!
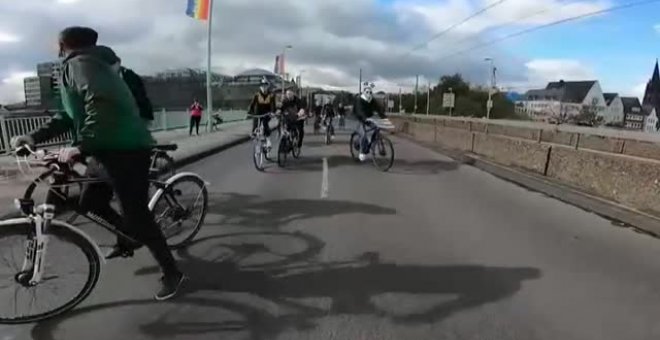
[282,45,292,99]
[297,69,306,98]
[485,57,495,119]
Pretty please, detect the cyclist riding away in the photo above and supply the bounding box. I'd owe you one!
[249,78,276,151]
[280,89,306,148]
[353,82,386,161]
[10,26,185,301]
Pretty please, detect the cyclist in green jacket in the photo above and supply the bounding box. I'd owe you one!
[11,26,184,301]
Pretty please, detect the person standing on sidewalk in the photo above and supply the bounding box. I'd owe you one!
[10,26,185,300]
[189,98,203,136]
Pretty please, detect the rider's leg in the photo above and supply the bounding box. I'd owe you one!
[97,150,183,296]
[296,120,305,147]
[262,117,272,148]
[252,117,259,136]
[78,159,125,234]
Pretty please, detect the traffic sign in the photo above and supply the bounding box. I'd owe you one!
[442,93,455,108]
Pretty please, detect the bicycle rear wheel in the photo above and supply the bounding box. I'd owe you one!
[371,134,395,172]
[152,174,209,249]
[0,221,100,324]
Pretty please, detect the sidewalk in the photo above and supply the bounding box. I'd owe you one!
[0,120,253,212]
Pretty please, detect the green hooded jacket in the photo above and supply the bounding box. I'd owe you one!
[30,46,154,152]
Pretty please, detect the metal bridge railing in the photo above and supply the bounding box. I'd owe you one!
[0,109,247,154]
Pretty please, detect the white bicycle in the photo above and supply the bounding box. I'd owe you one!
[248,113,275,171]
[0,145,209,323]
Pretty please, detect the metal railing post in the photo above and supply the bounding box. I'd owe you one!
[0,115,8,153]
[162,108,168,131]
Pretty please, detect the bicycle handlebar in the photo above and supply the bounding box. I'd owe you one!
[246,112,276,118]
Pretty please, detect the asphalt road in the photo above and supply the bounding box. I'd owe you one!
[4,122,660,339]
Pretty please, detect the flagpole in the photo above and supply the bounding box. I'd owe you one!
[205,0,214,132]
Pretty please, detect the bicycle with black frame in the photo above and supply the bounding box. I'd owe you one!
[276,110,305,168]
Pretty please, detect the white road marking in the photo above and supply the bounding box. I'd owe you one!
[321,157,329,199]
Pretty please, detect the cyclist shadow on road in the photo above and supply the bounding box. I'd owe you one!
[137,239,540,337]
[204,192,397,229]
[31,230,541,340]
[287,155,460,175]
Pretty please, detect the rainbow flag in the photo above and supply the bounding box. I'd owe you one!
[186,0,210,20]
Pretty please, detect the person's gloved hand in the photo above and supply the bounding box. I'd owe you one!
[57,147,81,164]
[10,135,34,150]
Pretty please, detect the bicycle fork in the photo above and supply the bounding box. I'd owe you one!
[21,204,55,286]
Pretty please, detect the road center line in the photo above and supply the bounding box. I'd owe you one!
[321,157,329,199]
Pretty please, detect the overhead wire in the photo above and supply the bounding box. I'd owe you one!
[402,0,509,57]
[435,0,660,61]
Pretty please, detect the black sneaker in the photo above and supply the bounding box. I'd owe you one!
[154,272,187,301]
[105,243,141,260]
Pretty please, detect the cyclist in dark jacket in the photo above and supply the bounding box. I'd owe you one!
[281,90,306,148]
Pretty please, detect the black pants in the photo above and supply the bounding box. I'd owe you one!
[190,116,201,135]
[252,116,271,137]
[293,120,304,147]
[84,151,179,277]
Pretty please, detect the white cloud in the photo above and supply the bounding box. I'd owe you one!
[654,24,660,34]
[627,82,647,100]
[525,58,596,83]
[499,59,597,92]
[0,71,35,104]
[0,31,20,43]
[0,0,611,104]
[395,0,609,40]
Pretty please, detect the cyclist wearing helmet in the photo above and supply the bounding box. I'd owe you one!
[280,89,306,148]
[248,78,276,150]
[353,82,386,161]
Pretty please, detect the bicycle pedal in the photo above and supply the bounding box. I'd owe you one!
[105,248,135,260]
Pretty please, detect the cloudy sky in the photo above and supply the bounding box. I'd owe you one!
[0,0,659,104]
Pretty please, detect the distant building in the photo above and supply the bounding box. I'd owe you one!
[644,107,658,133]
[642,60,660,116]
[219,68,295,109]
[602,93,625,124]
[19,61,61,110]
[23,76,52,108]
[520,80,606,122]
[143,68,231,110]
[621,97,645,130]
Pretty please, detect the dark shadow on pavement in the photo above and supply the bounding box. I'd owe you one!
[31,228,541,340]
[204,192,397,229]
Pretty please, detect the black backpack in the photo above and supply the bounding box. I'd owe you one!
[120,67,154,121]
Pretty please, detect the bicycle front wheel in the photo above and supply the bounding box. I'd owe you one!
[152,174,209,249]
[277,138,289,168]
[253,141,265,172]
[325,127,332,145]
[292,134,301,159]
[371,135,395,172]
[0,221,100,324]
